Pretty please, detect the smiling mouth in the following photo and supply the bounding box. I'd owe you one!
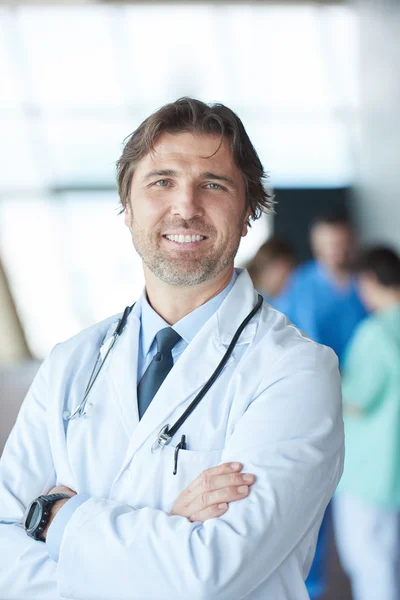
[164,234,206,244]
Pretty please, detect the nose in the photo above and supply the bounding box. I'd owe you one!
[170,184,203,220]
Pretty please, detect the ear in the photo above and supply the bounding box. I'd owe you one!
[241,211,251,237]
[124,203,132,230]
[364,272,379,286]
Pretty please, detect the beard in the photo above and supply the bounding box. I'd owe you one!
[129,216,243,286]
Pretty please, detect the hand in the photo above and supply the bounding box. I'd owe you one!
[41,485,76,541]
[170,462,255,523]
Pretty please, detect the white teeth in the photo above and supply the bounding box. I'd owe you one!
[165,234,205,243]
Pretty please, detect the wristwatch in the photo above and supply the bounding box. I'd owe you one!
[24,493,71,541]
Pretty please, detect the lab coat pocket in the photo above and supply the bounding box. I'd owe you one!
[161,445,223,512]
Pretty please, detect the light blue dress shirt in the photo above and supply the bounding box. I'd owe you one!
[47,271,237,562]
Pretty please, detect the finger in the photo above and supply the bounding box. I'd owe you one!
[206,472,256,494]
[185,462,243,502]
[169,464,249,519]
[187,472,255,507]
[190,503,229,523]
[186,462,242,494]
[186,468,255,507]
[187,484,250,517]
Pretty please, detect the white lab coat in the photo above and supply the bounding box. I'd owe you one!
[0,270,344,600]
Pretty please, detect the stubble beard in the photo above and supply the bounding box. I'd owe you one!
[130,218,243,286]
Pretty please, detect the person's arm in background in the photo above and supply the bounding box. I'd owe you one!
[0,356,61,600]
[55,343,343,600]
[341,319,388,417]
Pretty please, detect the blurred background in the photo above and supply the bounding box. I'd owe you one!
[1,1,400,598]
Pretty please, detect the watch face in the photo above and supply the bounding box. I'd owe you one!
[25,501,42,531]
[25,495,68,540]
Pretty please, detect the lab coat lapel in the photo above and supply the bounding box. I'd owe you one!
[118,270,261,467]
[105,303,141,436]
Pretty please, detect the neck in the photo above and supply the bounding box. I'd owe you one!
[143,265,235,324]
[325,265,351,286]
[376,290,400,311]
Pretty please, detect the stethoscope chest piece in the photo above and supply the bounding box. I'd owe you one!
[151,425,172,453]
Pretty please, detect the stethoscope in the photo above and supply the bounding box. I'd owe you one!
[63,294,264,454]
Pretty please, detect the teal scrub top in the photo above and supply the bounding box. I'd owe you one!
[339,304,400,508]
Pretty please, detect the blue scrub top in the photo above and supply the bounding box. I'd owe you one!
[261,288,290,313]
[278,260,368,364]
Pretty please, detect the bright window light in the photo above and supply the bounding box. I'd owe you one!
[0,3,358,357]
[0,194,143,358]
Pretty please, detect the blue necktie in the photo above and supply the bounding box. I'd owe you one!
[137,327,182,420]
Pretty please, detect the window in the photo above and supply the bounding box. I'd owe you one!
[0,3,358,356]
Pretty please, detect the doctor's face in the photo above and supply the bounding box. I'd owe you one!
[124,132,249,286]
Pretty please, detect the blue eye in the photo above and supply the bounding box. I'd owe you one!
[155,180,169,187]
[206,183,222,190]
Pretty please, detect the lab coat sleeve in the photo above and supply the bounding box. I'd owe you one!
[0,357,61,600]
[57,343,344,600]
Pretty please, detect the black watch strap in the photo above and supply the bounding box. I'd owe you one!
[25,493,71,541]
[40,493,71,503]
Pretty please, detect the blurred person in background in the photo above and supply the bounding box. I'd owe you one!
[280,211,368,365]
[246,237,296,310]
[279,210,368,599]
[333,246,400,600]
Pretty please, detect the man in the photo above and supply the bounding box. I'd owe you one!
[280,212,368,365]
[0,98,344,600]
[278,211,368,598]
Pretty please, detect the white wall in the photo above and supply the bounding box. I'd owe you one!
[353,1,400,251]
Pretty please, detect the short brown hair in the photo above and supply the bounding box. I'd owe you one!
[246,237,296,280]
[116,97,274,225]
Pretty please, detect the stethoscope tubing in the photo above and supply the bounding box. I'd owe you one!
[163,294,264,443]
[64,295,264,449]
[65,306,132,420]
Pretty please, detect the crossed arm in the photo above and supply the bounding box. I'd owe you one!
[43,462,256,541]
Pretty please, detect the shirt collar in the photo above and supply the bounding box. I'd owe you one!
[140,270,238,357]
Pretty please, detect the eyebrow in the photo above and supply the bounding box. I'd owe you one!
[143,169,177,181]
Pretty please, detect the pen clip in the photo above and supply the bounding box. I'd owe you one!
[173,435,186,475]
